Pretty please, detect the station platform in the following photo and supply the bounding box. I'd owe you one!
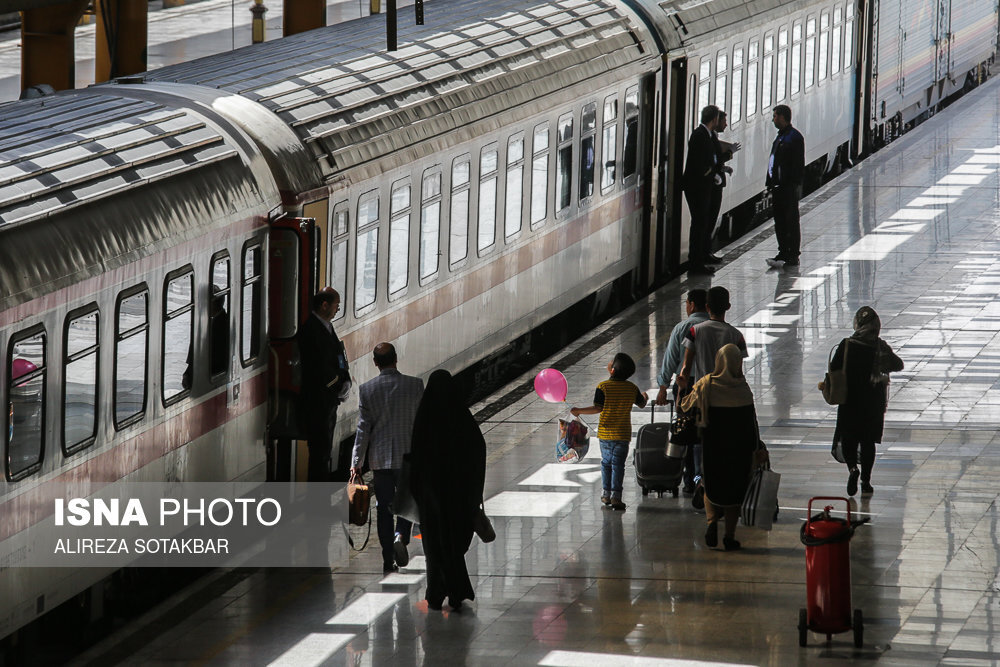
[74,76,1000,666]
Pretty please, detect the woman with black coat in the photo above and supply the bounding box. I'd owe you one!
[409,369,486,611]
[829,306,904,496]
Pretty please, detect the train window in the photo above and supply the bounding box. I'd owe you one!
[7,328,45,479]
[210,254,231,379]
[505,135,524,238]
[331,201,349,319]
[775,29,786,102]
[763,34,775,109]
[791,22,802,96]
[389,181,410,295]
[805,17,816,89]
[478,145,497,253]
[530,124,548,227]
[832,7,842,75]
[715,51,728,112]
[731,46,744,123]
[163,268,193,405]
[601,97,617,192]
[747,39,759,118]
[623,86,639,180]
[355,191,379,312]
[697,59,711,130]
[819,12,830,82]
[579,105,596,201]
[421,170,441,280]
[556,113,573,211]
[64,307,98,455]
[241,243,262,363]
[450,157,470,266]
[845,4,855,70]
[115,287,148,428]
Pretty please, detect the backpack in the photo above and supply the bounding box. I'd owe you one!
[821,339,849,405]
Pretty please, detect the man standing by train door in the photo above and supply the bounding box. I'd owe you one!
[299,287,351,482]
[766,104,805,268]
[683,105,721,275]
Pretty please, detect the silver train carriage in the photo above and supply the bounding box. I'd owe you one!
[1,0,997,641]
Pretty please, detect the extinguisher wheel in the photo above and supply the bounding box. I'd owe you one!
[853,609,864,648]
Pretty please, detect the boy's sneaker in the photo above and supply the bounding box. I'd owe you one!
[600,495,611,506]
[610,499,627,511]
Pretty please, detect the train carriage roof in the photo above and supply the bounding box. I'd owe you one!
[0,92,276,311]
[628,0,814,52]
[143,0,660,183]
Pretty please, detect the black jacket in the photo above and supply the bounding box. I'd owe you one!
[766,124,805,189]
[683,125,717,193]
[298,313,350,413]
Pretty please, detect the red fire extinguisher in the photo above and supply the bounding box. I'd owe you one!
[798,496,869,647]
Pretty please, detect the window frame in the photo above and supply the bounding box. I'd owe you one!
[505,134,525,240]
[832,6,843,76]
[731,44,744,124]
[209,251,232,384]
[62,303,100,456]
[113,283,149,430]
[240,239,264,364]
[330,201,350,321]
[450,155,471,268]
[579,103,597,203]
[477,143,499,256]
[354,190,380,316]
[530,124,549,228]
[790,21,802,96]
[162,265,195,407]
[622,85,640,183]
[600,96,618,194]
[6,324,47,481]
[420,167,442,283]
[805,16,817,90]
[764,32,776,109]
[747,38,760,119]
[556,112,574,214]
[388,179,411,298]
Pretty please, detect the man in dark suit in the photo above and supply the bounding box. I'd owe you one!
[683,105,721,275]
[707,111,741,264]
[766,104,806,268]
[299,287,351,482]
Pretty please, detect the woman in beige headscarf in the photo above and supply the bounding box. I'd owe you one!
[682,343,762,551]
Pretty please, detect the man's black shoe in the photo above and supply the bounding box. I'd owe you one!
[706,254,724,264]
[783,258,799,267]
[688,264,715,275]
[383,563,399,575]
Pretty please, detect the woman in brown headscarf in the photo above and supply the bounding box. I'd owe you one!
[828,306,903,496]
[682,344,762,551]
[409,369,486,611]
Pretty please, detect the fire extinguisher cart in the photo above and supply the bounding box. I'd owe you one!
[798,497,869,648]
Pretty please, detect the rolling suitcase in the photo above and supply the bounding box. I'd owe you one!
[634,402,685,498]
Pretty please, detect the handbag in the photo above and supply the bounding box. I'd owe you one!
[391,456,420,524]
[670,409,700,447]
[347,471,371,527]
[473,505,496,543]
[821,339,850,405]
[741,464,781,530]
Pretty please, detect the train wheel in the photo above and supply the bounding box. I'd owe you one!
[798,608,807,647]
[853,609,864,648]
[642,487,649,496]
[672,487,679,498]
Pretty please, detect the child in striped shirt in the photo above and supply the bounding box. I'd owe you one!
[571,353,648,511]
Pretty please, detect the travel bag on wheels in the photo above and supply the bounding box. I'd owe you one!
[634,402,684,498]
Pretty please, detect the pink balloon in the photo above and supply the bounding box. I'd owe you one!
[534,368,568,403]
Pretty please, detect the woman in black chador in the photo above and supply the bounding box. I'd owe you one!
[409,369,486,611]
[830,306,904,496]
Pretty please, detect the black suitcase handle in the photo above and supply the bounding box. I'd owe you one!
[650,398,673,424]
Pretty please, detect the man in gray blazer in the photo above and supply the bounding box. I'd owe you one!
[351,342,424,573]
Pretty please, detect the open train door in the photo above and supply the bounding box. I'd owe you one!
[266,215,318,481]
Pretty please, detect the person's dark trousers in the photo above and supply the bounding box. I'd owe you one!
[373,468,413,567]
[684,187,713,264]
[707,185,723,248]
[772,185,802,261]
[306,407,337,482]
[842,437,876,482]
[674,384,702,488]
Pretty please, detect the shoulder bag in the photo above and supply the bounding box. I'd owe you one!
[821,339,850,405]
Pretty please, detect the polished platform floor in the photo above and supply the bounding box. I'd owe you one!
[76,78,1000,667]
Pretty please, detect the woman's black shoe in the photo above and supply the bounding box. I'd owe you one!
[723,537,741,551]
[847,468,860,496]
[427,599,443,611]
[448,599,463,611]
[705,522,718,548]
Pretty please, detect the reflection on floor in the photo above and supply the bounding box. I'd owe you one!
[77,75,1000,667]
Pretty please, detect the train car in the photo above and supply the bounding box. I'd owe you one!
[1,0,997,645]
[0,89,282,638]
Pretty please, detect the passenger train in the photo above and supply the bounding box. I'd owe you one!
[1,0,996,643]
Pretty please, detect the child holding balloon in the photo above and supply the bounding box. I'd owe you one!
[570,353,648,511]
